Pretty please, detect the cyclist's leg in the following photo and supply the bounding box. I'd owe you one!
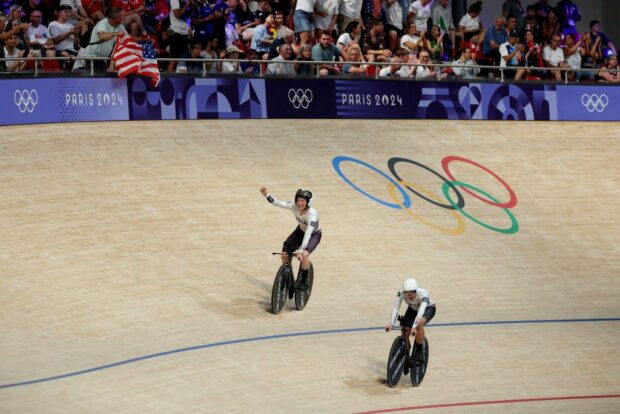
[413,306,436,360]
[282,227,302,264]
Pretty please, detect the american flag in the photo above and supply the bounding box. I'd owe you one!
[112,34,160,87]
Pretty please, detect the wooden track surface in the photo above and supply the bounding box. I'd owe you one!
[1,120,619,413]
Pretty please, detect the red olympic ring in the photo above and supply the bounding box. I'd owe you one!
[441,156,518,209]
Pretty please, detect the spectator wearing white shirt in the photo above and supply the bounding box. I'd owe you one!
[385,0,403,52]
[336,20,362,60]
[49,5,81,57]
[400,22,422,56]
[543,33,569,81]
[407,0,433,34]
[457,0,484,48]
[25,10,56,58]
[337,0,363,34]
[267,43,297,75]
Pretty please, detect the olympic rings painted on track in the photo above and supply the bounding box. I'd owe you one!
[442,155,518,208]
[388,157,465,210]
[387,181,466,235]
[332,155,519,235]
[332,156,412,209]
[442,181,519,234]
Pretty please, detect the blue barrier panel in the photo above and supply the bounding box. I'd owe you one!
[0,78,128,126]
[1,76,618,124]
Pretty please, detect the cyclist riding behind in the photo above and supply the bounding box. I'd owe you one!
[385,278,436,372]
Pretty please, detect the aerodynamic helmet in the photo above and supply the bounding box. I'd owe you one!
[402,278,418,292]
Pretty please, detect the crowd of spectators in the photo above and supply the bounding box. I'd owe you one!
[0,0,617,82]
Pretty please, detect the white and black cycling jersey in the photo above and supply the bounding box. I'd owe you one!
[265,194,321,250]
[389,287,434,327]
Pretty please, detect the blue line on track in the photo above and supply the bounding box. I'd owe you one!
[1,317,618,389]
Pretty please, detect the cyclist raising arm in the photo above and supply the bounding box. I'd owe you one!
[260,187,322,289]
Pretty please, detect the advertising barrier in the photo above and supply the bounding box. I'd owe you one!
[1,75,618,125]
[1,78,128,125]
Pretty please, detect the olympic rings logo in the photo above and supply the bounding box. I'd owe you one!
[332,155,519,235]
[288,88,313,109]
[581,94,608,113]
[14,89,39,113]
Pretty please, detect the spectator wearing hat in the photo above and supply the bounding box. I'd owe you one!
[499,30,525,80]
[219,44,243,72]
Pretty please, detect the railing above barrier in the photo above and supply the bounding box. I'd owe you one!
[0,55,606,85]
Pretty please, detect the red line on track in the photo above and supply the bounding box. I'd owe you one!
[354,394,620,414]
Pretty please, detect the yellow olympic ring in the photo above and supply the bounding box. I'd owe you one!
[387,180,466,235]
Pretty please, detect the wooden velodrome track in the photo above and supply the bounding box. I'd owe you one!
[1,120,619,413]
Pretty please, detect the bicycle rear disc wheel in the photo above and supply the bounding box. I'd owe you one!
[271,264,290,314]
[295,263,314,311]
[387,336,406,387]
[411,337,429,386]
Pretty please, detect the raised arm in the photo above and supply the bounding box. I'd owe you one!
[260,187,292,209]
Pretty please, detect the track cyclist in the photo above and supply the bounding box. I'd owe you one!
[260,187,321,290]
[385,278,436,374]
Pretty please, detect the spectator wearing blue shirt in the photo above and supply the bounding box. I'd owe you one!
[312,30,343,75]
[483,16,507,66]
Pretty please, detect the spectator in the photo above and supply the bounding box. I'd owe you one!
[379,47,410,77]
[400,22,421,56]
[59,0,94,37]
[0,12,29,47]
[293,0,319,45]
[522,29,543,78]
[251,13,275,59]
[563,33,586,81]
[588,20,616,66]
[520,5,542,44]
[267,42,296,75]
[596,54,619,83]
[337,0,363,34]
[143,0,170,37]
[502,0,523,23]
[272,10,291,39]
[541,7,559,44]
[240,48,261,73]
[543,33,569,80]
[384,0,403,53]
[176,40,205,73]
[424,24,443,63]
[312,30,342,75]
[4,4,27,47]
[314,0,339,41]
[73,7,126,71]
[81,0,107,24]
[457,1,484,46]
[168,0,191,72]
[432,0,455,58]
[201,36,219,73]
[224,0,240,47]
[412,48,437,78]
[534,0,552,25]
[254,0,272,24]
[482,16,507,66]
[499,30,525,80]
[337,20,362,60]
[363,18,391,62]
[25,10,56,59]
[407,0,433,34]
[452,45,480,78]
[268,27,295,60]
[342,43,367,75]
[219,44,243,72]
[235,0,259,42]
[271,0,292,24]
[556,0,580,36]
[0,33,31,72]
[296,43,316,75]
[49,5,81,59]
[111,0,147,37]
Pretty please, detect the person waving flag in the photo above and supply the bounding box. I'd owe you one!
[112,34,160,87]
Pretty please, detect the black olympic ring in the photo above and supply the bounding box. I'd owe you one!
[387,157,465,210]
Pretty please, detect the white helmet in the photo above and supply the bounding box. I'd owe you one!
[402,278,418,292]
